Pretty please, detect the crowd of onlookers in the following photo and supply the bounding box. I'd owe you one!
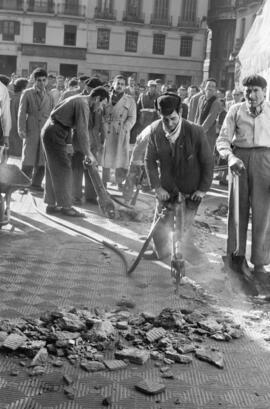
[0,69,245,210]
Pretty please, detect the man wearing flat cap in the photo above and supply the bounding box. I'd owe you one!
[217,74,270,287]
[144,93,213,260]
[137,80,158,112]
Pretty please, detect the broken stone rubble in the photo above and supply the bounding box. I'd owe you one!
[0,306,243,372]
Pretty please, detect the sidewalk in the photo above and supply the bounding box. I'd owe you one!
[0,176,270,409]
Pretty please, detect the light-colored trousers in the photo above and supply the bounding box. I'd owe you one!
[227,147,270,265]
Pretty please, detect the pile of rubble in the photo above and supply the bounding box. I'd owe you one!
[0,306,244,398]
[0,305,243,368]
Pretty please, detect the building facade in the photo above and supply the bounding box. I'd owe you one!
[207,0,263,90]
[0,0,209,86]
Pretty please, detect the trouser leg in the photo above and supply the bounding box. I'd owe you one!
[43,142,72,208]
[102,167,110,185]
[249,149,270,265]
[22,165,33,179]
[32,166,45,187]
[44,160,56,206]
[115,167,127,184]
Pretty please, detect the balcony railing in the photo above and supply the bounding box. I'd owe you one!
[27,1,55,14]
[94,7,116,20]
[236,0,262,7]
[178,17,201,28]
[57,3,86,17]
[150,14,172,26]
[122,10,145,24]
[208,6,236,20]
[0,0,23,11]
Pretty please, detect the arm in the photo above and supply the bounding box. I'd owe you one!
[74,99,96,164]
[197,128,214,193]
[137,93,143,112]
[201,99,221,134]
[17,90,28,139]
[0,85,11,144]
[144,132,170,201]
[216,105,245,175]
[193,96,202,124]
[124,98,137,131]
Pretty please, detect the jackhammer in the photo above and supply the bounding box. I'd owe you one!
[128,192,187,292]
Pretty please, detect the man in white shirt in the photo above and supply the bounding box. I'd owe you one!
[0,80,11,147]
[216,74,270,286]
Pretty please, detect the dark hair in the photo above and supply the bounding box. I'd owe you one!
[32,67,47,79]
[79,75,90,82]
[206,77,217,85]
[155,92,181,115]
[242,74,267,89]
[68,78,78,87]
[48,74,56,79]
[114,74,125,82]
[85,77,103,89]
[0,75,10,87]
[90,86,109,101]
[14,77,28,93]
[190,85,199,92]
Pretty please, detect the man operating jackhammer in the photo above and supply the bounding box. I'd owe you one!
[143,93,214,262]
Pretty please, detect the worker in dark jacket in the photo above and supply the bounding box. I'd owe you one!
[41,87,109,217]
[144,93,213,260]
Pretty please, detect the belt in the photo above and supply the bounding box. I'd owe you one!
[51,118,70,130]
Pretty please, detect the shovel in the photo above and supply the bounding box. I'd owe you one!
[222,173,258,296]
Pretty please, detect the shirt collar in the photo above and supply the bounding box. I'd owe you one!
[163,117,182,144]
[245,100,265,117]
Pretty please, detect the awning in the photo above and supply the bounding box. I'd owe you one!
[238,0,270,80]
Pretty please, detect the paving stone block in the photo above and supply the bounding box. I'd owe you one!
[195,347,224,368]
[80,360,105,372]
[135,379,166,395]
[115,347,150,365]
[2,333,27,350]
[146,327,167,343]
[103,359,128,371]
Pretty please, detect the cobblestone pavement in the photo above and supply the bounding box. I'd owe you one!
[0,167,270,409]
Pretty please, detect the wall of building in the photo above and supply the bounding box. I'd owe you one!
[0,0,209,86]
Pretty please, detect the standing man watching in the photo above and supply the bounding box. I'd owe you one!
[101,75,136,190]
[216,74,270,285]
[18,67,54,191]
[137,80,158,111]
[144,93,213,260]
[194,78,221,153]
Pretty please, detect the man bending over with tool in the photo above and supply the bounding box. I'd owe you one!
[216,75,270,288]
[41,86,109,217]
[144,93,213,261]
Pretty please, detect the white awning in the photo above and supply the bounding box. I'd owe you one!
[238,0,270,79]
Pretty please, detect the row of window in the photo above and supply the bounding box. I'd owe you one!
[99,29,192,57]
[0,21,193,58]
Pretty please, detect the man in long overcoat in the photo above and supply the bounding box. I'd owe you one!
[194,78,221,153]
[18,67,54,191]
[101,75,136,189]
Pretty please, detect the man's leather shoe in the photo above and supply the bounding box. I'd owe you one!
[30,184,44,192]
[143,250,158,260]
[230,255,253,281]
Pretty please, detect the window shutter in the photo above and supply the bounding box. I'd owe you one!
[14,21,20,35]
